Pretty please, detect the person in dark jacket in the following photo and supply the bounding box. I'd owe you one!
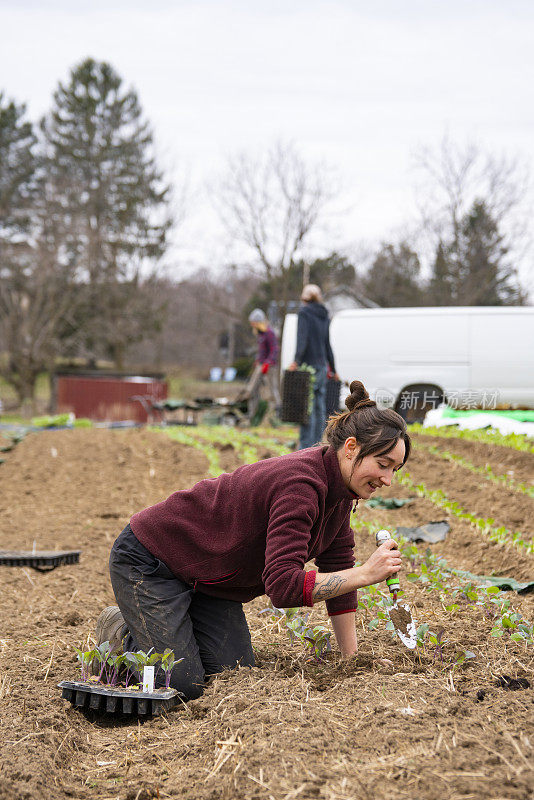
[246,308,281,420]
[94,381,410,701]
[288,284,339,449]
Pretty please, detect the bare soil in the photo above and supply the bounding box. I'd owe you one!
[0,427,533,800]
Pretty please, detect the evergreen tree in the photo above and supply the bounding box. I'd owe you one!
[426,201,526,305]
[0,93,37,244]
[246,252,356,319]
[426,241,455,305]
[362,242,426,307]
[0,94,42,405]
[457,200,525,305]
[40,58,171,365]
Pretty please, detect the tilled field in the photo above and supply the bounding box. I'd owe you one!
[0,426,532,800]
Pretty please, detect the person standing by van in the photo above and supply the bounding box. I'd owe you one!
[288,284,339,448]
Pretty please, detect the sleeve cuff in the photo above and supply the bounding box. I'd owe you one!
[302,570,316,607]
[328,607,358,617]
[325,589,358,616]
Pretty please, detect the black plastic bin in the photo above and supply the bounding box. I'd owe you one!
[280,370,311,424]
[326,378,342,418]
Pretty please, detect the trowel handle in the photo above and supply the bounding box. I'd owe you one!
[375,529,400,594]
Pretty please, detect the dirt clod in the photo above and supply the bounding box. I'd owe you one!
[496,675,531,690]
[389,602,414,635]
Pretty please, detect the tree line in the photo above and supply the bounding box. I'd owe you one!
[1,58,530,407]
[0,58,170,405]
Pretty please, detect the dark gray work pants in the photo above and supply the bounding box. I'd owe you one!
[109,525,254,700]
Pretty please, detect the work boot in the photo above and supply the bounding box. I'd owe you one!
[92,606,129,667]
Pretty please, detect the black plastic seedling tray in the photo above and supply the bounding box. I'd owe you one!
[0,549,81,571]
[280,370,311,424]
[58,681,179,716]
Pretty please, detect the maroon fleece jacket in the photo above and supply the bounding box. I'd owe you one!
[130,445,359,616]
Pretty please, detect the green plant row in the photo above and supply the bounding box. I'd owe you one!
[414,441,534,498]
[396,470,534,554]
[186,425,292,462]
[410,423,534,454]
[153,424,293,472]
[151,426,223,476]
[350,512,534,650]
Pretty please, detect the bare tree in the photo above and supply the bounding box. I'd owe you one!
[0,170,83,409]
[413,135,531,266]
[130,268,259,371]
[214,141,336,318]
[413,136,530,304]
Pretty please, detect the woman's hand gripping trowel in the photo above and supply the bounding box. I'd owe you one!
[375,529,417,649]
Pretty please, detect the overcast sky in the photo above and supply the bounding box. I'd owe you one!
[1,0,533,291]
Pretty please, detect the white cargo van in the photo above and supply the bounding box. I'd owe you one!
[280,306,534,421]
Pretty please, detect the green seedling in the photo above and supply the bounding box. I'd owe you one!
[131,649,159,683]
[122,652,140,687]
[73,646,183,689]
[261,605,332,661]
[304,625,333,659]
[160,648,183,688]
[74,646,96,681]
[92,641,113,682]
[452,648,476,668]
[428,629,447,664]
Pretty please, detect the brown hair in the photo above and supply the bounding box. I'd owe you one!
[325,379,411,466]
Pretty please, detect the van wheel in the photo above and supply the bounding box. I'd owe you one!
[394,384,444,424]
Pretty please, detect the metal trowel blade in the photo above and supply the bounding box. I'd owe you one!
[389,600,417,649]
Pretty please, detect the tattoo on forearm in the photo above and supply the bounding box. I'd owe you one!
[313,575,347,601]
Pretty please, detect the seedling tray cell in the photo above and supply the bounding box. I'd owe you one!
[58,680,179,716]
[0,549,81,571]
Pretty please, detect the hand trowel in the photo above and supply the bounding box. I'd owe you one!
[375,529,417,649]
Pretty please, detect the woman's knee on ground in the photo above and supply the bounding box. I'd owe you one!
[168,662,206,700]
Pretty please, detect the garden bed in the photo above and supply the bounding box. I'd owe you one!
[0,426,532,800]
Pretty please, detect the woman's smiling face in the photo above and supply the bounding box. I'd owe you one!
[338,437,406,498]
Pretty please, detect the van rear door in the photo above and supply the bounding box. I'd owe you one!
[470,310,534,407]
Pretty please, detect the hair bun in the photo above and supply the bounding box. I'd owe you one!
[345,379,376,412]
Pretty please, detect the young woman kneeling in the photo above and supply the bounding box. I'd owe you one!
[95,380,410,700]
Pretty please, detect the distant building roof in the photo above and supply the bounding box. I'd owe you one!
[324,286,379,313]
